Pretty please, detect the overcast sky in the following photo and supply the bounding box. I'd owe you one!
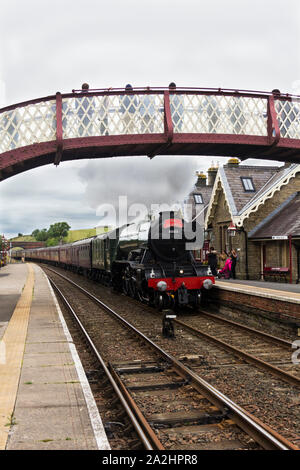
[0,0,299,238]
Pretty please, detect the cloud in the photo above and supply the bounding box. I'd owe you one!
[0,161,95,238]
[0,0,297,237]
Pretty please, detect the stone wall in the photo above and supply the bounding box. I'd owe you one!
[207,286,300,330]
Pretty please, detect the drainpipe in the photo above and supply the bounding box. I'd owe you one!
[239,227,249,280]
[297,248,300,285]
[289,234,292,284]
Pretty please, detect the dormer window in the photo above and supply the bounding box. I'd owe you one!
[194,194,203,204]
[241,177,255,192]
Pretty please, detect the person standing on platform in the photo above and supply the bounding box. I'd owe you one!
[208,247,218,276]
[219,250,227,270]
[218,255,232,279]
[230,249,238,279]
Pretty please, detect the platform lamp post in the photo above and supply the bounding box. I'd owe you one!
[227,222,249,280]
[1,235,6,267]
[289,234,293,284]
[4,235,8,265]
[227,221,236,237]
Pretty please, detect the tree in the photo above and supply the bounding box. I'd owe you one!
[46,237,60,247]
[18,233,23,237]
[47,222,70,241]
[36,229,49,242]
[31,229,40,239]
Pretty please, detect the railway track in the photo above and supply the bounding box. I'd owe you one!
[174,310,300,388]
[43,265,298,451]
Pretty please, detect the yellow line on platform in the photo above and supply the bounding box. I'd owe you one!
[0,263,34,450]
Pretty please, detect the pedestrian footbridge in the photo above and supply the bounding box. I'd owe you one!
[1,86,300,180]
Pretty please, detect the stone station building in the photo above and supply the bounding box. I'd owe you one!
[204,159,300,283]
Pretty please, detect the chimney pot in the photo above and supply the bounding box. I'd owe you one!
[196,171,207,187]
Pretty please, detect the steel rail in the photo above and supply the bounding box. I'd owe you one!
[48,277,161,451]
[44,266,298,450]
[198,309,293,348]
[175,318,300,388]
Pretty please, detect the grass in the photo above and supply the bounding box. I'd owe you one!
[10,235,36,242]
[5,412,17,427]
[10,227,112,244]
[64,228,97,242]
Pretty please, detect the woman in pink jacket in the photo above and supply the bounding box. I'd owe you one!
[218,256,232,279]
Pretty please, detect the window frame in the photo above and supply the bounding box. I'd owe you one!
[194,193,203,204]
[240,177,255,192]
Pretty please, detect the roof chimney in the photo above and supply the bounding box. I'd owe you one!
[207,162,218,186]
[227,157,240,168]
[195,171,207,187]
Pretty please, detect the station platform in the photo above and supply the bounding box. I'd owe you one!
[210,278,300,328]
[0,264,28,341]
[0,263,110,450]
[215,279,300,303]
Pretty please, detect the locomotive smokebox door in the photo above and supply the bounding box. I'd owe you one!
[162,309,176,338]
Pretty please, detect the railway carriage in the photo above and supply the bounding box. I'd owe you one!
[58,243,73,267]
[49,246,60,264]
[91,228,122,284]
[70,238,94,274]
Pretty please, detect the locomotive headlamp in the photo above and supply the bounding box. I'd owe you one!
[203,279,213,290]
[179,269,184,274]
[157,281,167,292]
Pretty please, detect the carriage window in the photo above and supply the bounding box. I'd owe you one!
[241,177,255,192]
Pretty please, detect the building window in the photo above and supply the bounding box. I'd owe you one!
[241,177,255,192]
[194,194,203,204]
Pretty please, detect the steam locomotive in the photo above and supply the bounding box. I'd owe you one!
[19,212,214,309]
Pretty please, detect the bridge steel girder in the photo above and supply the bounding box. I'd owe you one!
[1,87,300,181]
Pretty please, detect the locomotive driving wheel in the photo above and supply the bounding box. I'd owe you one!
[123,266,137,298]
[122,267,131,295]
[128,277,137,298]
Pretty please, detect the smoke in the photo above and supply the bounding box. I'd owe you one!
[78,155,208,225]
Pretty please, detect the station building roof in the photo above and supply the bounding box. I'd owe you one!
[205,161,300,228]
[249,192,300,239]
